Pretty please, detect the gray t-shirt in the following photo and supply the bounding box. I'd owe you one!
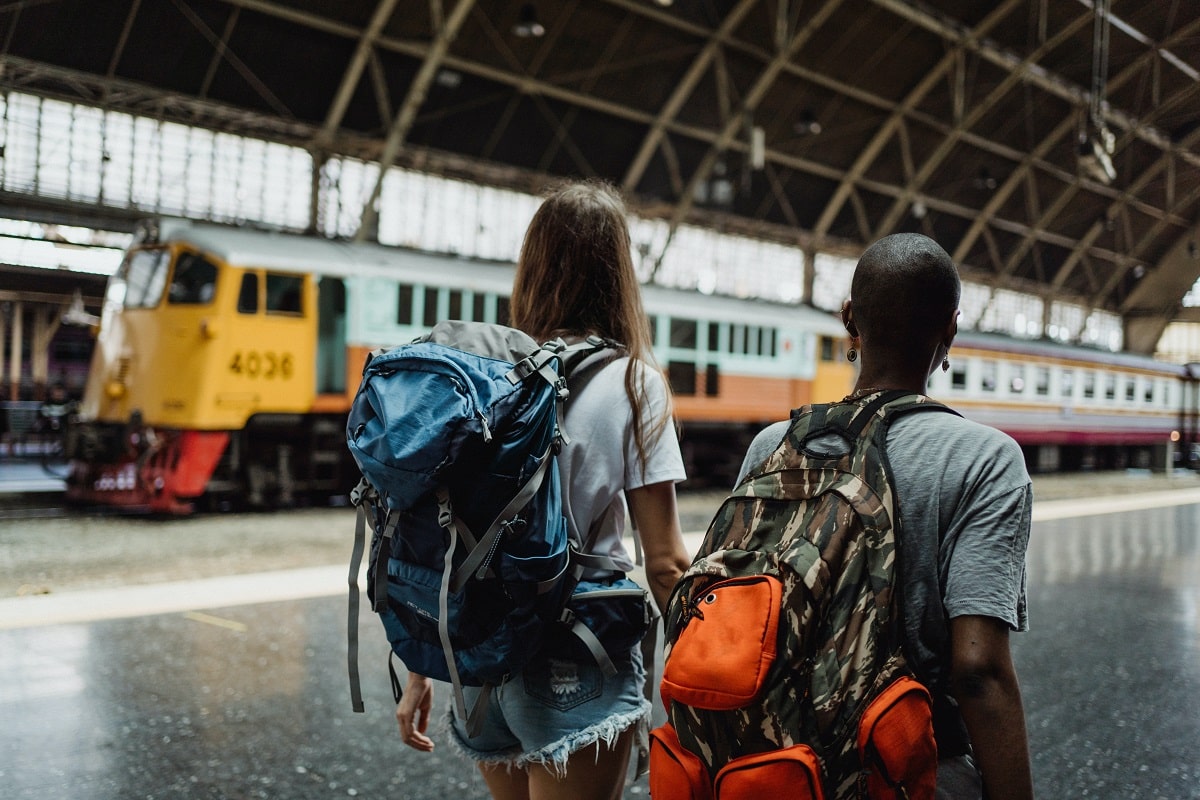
[559,357,686,573]
[737,408,1031,678]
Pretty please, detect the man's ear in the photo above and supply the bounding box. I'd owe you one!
[842,299,859,338]
[944,309,960,348]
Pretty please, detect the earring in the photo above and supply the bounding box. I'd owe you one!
[847,347,858,363]
[942,356,950,372]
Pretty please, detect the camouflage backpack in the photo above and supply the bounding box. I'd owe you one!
[650,390,955,800]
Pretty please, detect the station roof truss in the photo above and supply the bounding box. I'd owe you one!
[1,0,1199,353]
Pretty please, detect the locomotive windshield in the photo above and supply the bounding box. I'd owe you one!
[116,248,170,308]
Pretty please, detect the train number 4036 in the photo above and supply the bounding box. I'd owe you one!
[228,351,294,379]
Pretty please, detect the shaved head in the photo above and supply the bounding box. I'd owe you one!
[849,233,960,370]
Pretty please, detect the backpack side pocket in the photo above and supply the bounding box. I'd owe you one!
[712,744,825,800]
[857,675,937,800]
[649,723,713,800]
[661,575,783,710]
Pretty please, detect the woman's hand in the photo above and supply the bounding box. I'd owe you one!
[396,672,436,752]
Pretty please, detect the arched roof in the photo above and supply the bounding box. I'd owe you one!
[1,0,1198,352]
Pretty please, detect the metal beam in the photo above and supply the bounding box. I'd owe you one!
[872,8,1090,238]
[813,0,1024,241]
[317,0,402,145]
[620,0,758,193]
[354,0,475,242]
[652,0,845,277]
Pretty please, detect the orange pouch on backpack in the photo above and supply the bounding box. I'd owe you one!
[713,744,826,800]
[649,723,713,800]
[660,575,783,710]
[857,675,938,800]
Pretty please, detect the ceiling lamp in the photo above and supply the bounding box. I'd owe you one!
[513,4,545,37]
[793,109,822,135]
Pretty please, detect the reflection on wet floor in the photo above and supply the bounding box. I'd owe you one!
[1,499,1198,798]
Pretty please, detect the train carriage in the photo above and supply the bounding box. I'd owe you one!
[65,220,1186,512]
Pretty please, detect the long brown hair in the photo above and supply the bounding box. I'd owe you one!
[511,181,670,474]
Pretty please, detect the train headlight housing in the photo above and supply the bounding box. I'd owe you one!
[105,380,127,400]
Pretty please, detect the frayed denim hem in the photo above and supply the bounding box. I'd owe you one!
[446,700,651,779]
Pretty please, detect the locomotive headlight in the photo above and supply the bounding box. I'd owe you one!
[105,380,127,399]
[201,318,219,339]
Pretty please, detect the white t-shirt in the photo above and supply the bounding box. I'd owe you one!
[558,356,686,573]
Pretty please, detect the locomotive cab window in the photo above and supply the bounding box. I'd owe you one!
[265,273,304,315]
[238,273,258,313]
[168,251,218,305]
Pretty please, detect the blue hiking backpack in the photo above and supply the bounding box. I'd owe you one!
[345,320,653,733]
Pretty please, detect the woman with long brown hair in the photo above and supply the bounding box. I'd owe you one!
[396,181,692,800]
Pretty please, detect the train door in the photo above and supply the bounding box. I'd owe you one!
[316,277,346,396]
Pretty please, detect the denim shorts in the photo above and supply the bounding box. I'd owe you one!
[446,646,651,775]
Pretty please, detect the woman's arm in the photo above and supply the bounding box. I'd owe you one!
[396,672,436,752]
[625,480,692,613]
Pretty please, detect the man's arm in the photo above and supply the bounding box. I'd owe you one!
[948,614,1034,800]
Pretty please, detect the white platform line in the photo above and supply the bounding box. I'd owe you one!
[3,488,1200,630]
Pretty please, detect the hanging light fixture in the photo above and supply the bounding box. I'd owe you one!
[512,4,545,37]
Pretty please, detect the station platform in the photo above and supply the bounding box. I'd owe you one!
[1,467,1198,798]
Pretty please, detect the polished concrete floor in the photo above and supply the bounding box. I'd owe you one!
[2,497,1198,798]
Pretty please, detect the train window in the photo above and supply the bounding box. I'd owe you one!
[981,361,997,392]
[265,273,304,315]
[423,287,440,327]
[670,318,698,350]
[1082,372,1096,399]
[705,364,720,396]
[950,363,967,390]
[820,336,835,362]
[668,361,696,395]
[473,294,487,323]
[707,323,720,353]
[122,248,170,308]
[1036,367,1050,396]
[1125,379,1136,402]
[448,290,464,321]
[168,252,218,305]
[744,326,756,356]
[761,328,777,358]
[1104,374,1116,401]
[1144,380,1154,403]
[1061,369,1075,399]
[238,273,258,313]
[647,315,658,345]
[729,325,744,354]
[496,296,511,326]
[1009,364,1026,394]
[397,284,414,325]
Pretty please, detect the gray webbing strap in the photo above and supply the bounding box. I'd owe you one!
[450,445,554,592]
[347,501,368,713]
[437,498,471,729]
[568,617,618,677]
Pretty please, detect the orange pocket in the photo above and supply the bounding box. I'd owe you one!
[857,676,937,800]
[713,745,826,800]
[661,575,783,710]
[649,723,712,800]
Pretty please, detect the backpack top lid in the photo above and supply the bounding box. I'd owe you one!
[347,320,570,512]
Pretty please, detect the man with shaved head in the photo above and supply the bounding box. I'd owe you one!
[736,233,1034,799]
